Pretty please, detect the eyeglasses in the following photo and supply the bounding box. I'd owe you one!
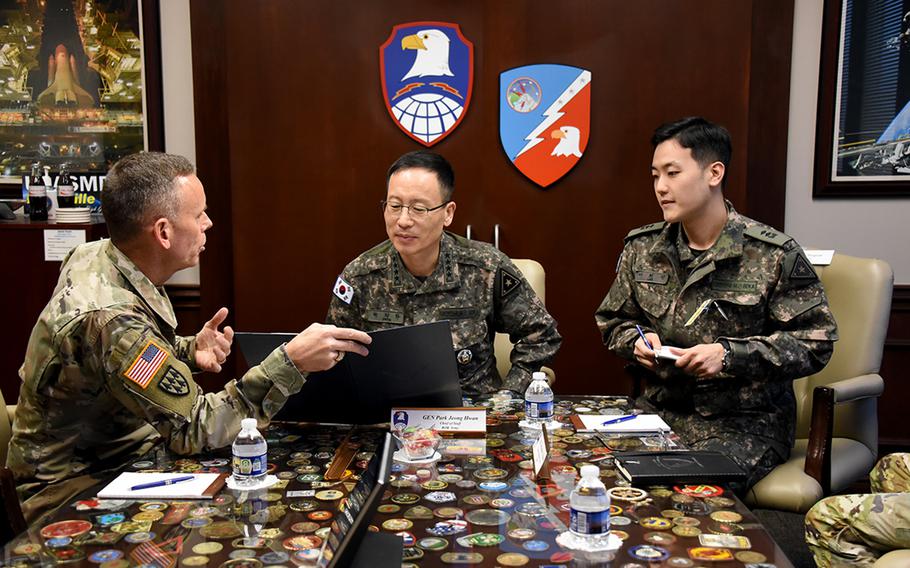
[381,200,449,219]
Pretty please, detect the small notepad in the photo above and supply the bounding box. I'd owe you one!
[97,472,226,500]
[570,414,671,433]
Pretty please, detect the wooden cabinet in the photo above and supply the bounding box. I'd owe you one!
[0,214,108,404]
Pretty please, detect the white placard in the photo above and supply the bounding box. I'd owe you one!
[532,429,549,477]
[43,229,86,261]
[391,407,486,435]
[805,249,835,265]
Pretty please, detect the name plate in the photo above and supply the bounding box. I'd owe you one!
[391,407,486,436]
[532,428,551,480]
[804,249,835,265]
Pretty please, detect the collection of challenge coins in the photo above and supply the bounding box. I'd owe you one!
[6,425,383,568]
[5,398,774,568]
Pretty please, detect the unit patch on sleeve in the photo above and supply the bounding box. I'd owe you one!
[499,268,521,299]
[124,340,168,389]
[789,253,818,281]
[157,366,190,396]
[333,276,354,304]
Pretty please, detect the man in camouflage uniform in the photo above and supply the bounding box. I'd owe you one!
[7,152,370,523]
[805,453,910,567]
[595,117,837,491]
[327,151,561,396]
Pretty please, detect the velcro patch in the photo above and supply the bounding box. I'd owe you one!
[744,226,791,247]
[499,268,521,299]
[124,340,168,389]
[712,279,758,292]
[439,307,479,319]
[634,270,670,285]
[333,275,354,304]
[157,366,190,396]
[364,309,404,324]
[624,221,666,242]
[789,253,817,281]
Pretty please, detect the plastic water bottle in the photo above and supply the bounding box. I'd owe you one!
[232,418,267,487]
[569,465,611,549]
[524,371,554,424]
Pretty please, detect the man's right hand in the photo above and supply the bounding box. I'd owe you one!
[285,324,371,372]
[633,332,662,371]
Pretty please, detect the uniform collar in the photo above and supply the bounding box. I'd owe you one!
[104,240,178,328]
[389,232,460,294]
[650,200,745,264]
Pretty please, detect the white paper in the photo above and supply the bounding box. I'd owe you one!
[575,414,671,433]
[97,472,221,499]
[43,229,86,261]
[532,431,548,476]
[804,249,835,265]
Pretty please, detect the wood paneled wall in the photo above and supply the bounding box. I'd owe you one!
[189,0,794,397]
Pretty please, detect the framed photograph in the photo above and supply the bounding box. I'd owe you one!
[0,0,162,196]
[814,0,910,197]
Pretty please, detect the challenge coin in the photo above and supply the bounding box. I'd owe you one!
[182,556,210,566]
[417,537,448,551]
[40,520,93,539]
[193,542,224,555]
[497,553,529,566]
[381,518,413,531]
[315,490,343,501]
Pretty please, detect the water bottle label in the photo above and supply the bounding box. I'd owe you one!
[233,452,267,476]
[526,401,553,419]
[570,508,610,535]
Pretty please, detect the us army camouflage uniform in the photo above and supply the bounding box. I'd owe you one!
[806,453,910,567]
[7,240,305,523]
[326,231,561,395]
[595,203,837,490]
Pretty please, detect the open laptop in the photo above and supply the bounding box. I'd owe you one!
[236,321,463,424]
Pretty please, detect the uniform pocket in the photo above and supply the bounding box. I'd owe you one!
[635,284,672,319]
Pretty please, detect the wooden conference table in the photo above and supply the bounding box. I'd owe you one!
[2,396,793,567]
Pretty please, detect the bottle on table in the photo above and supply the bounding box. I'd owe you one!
[524,371,553,424]
[232,418,268,487]
[569,464,611,549]
[57,163,75,208]
[28,162,47,221]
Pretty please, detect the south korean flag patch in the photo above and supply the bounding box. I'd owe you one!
[333,275,354,304]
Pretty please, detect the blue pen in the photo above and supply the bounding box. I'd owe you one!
[635,325,655,351]
[130,475,194,491]
[602,415,637,426]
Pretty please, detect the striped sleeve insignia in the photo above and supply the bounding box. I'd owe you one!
[124,339,169,389]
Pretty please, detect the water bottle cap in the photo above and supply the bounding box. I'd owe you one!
[241,418,258,430]
[580,465,600,479]
[532,371,546,381]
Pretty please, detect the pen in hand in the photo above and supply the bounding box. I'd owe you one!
[602,415,637,426]
[130,475,195,491]
[635,325,656,361]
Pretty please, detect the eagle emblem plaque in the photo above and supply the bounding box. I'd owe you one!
[380,22,474,146]
[499,64,591,188]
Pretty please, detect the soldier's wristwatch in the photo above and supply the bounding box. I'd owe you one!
[719,340,732,371]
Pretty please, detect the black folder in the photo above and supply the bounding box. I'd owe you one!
[236,321,463,424]
[614,451,746,485]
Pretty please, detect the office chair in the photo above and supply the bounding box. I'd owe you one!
[746,253,893,513]
[493,259,556,386]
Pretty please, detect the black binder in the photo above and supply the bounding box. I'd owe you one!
[614,451,746,485]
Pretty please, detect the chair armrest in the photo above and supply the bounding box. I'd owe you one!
[828,374,884,403]
[804,375,884,495]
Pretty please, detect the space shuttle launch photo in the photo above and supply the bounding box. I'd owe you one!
[37,44,94,107]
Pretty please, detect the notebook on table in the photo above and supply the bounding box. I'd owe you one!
[96,472,227,500]
[614,451,746,485]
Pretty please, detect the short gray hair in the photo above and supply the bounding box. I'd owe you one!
[102,152,195,243]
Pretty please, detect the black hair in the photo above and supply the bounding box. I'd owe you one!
[387,151,455,201]
[651,116,732,177]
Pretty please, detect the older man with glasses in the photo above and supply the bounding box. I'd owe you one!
[326,150,561,396]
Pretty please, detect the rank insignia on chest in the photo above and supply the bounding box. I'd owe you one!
[158,366,190,396]
[333,276,354,304]
[457,348,473,365]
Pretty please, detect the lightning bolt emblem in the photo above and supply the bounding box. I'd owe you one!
[515,70,591,158]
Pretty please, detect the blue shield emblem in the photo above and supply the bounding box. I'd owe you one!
[380,22,474,146]
[500,64,591,187]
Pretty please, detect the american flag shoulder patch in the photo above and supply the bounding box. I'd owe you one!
[124,339,169,389]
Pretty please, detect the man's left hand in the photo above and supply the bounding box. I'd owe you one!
[673,342,725,379]
[195,307,234,373]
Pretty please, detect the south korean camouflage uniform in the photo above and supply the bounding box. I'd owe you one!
[326,231,562,396]
[595,202,837,490]
[806,453,910,567]
[7,240,305,523]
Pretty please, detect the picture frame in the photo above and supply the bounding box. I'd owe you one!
[0,0,163,196]
[813,0,910,197]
